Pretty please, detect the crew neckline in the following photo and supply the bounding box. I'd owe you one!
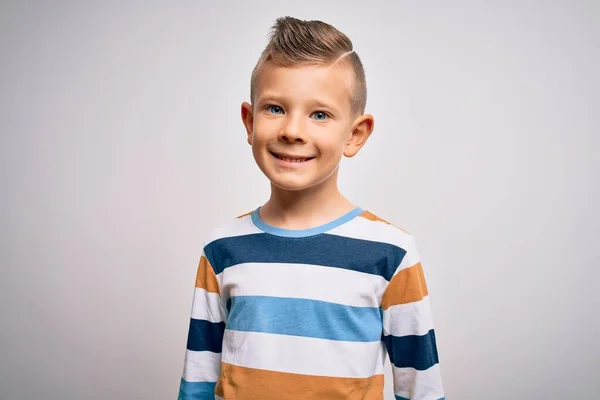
[251,206,364,238]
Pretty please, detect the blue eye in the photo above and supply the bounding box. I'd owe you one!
[267,105,284,114]
[312,111,328,121]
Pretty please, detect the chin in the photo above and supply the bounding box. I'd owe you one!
[269,178,315,192]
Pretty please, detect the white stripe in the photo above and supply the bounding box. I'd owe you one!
[328,216,414,251]
[397,250,421,272]
[182,350,221,382]
[328,217,421,272]
[191,288,225,323]
[222,330,384,378]
[214,396,223,400]
[217,262,388,307]
[205,215,260,245]
[392,363,444,400]
[382,296,434,337]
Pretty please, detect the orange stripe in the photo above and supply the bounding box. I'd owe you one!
[359,210,409,233]
[381,263,428,310]
[215,363,384,399]
[360,210,392,224]
[194,256,220,294]
[236,210,253,218]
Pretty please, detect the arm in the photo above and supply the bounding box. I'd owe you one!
[381,238,445,400]
[178,250,225,400]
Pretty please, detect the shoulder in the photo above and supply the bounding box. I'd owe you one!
[354,210,416,245]
[353,210,422,271]
[202,209,259,247]
[357,210,411,235]
[331,209,420,257]
[359,210,424,273]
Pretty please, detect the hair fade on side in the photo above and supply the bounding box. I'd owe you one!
[250,17,367,115]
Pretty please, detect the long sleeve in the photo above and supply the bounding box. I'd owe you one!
[178,250,226,400]
[381,238,445,400]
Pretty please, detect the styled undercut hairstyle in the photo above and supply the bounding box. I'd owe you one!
[250,16,367,116]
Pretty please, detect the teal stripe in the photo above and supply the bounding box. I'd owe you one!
[205,232,405,281]
[383,329,439,371]
[227,295,382,342]
[186,319,224,353]
[178,378,216,399]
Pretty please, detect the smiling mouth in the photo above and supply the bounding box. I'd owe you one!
[270,151,315,163]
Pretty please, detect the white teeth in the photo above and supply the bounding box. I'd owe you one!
[276,154,310,163]
[282,157,306,162]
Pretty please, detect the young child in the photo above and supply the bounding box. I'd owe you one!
[178,16,444,400]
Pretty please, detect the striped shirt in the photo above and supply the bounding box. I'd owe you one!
[178,207,445,400]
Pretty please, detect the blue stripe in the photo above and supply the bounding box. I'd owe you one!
[186,318,225,352]
[383,329,439,371]
[251,206,364,237]
[204,233,406,280]
[227,295,382,342]
[178,378,215,399]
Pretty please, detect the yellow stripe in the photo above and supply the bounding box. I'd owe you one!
[381,263,428,310]
[215,363,384,399]
[194,256,220,294]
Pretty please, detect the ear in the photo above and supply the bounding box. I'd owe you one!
[241,102,254,145]
[344,114,374,157]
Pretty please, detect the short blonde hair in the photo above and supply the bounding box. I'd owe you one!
[250,17,367,116]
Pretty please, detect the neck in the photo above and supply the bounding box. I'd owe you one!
[259,169,356,230]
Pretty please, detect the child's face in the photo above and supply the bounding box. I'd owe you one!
[242,61,369,192]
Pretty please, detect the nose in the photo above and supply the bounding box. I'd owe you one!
[278,114,306,143]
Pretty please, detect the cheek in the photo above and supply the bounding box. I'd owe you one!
[250,122,268,146]
[253,115,279,135]
[317,131,349,155]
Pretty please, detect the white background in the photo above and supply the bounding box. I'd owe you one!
[1,1,598,399]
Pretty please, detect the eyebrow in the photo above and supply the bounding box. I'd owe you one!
[311,100,339,112]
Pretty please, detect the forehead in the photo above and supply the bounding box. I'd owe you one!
[255,61,354,111]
